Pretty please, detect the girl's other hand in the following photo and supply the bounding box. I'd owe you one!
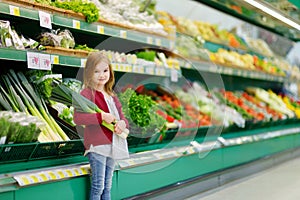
[101,112,116,124]
[114,120,126,134]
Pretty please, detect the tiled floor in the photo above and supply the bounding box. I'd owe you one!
[186,156,300,200]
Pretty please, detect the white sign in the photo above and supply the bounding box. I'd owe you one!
[27,52,40,69]
[39,11,52,29]
[39,54,51,70]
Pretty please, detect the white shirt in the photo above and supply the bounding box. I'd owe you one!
[84,94,129,160]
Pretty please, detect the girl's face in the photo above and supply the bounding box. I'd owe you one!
[92,61,110,90]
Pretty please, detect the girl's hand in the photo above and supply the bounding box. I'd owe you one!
[101,112,115,124]
[114,120,126,134]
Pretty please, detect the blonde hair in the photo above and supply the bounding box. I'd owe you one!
[83,51,115,96]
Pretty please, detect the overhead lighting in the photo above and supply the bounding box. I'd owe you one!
[244,0,300,31]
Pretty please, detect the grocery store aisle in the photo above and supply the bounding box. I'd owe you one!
[185,156,300,200]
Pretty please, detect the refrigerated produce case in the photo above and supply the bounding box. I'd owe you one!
[1,0,300,199]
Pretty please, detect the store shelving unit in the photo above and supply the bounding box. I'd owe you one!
[1,0,300,200]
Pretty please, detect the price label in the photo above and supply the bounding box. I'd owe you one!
[80,167,89,175]
[74,168,83,175]
[56,170,66,179]
[27,52,40,69]
[125,65,132,72]
[30,174,42,183]
[38,173,49,182]
[48,171,60,180]
[0,136,6,145]
[147,37,153,44]
[126,159,136,166]
[66,169,76,177]
[186,147,195,154]
[155,38,161,46]
[16,176,32,186]
[155,68,166,76]
[154,153,163,159]
[51,55,59,64]
[81,59,87,68]
[170,41,175,50]
[97,25,105,34]
[39,11,52,29]
[120,30,127,39]
[73,20,81,29]
[39,54,51,70]
[185,62,192,69]
[171,69,178,82]
[145,66,154,75]
[9,5,20,16]
[119,64,124,71]
[133,65,144,73]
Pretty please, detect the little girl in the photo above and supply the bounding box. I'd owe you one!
[74,51,129,200]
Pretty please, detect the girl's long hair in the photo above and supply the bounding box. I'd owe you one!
[83,51,115,96]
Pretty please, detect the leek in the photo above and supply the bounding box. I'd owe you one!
[9,70,69,141]
[0,88,12,111]
[0,85,19,111]
[51,84,115,131]
[2,71,66,142]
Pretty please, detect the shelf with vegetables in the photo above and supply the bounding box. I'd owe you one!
[3,4,298,144]
[194,0,300,41]
[1,1,299,84]
[162,12,300,82]
[1,1,300,200]
[0,0,299,136]
[0,1,174,50]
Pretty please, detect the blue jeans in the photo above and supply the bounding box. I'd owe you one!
[87,153,115,200]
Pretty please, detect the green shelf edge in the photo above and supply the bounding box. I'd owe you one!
[181,59,290,83]
[0,47,293,82]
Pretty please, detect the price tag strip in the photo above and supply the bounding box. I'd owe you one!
[13,165,91,187]
[9,5,20,16]
[27,52,51,70]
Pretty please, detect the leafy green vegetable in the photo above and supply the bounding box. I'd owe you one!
[136,50,156,61]
[118,88,166,136]
[52,1,99,23]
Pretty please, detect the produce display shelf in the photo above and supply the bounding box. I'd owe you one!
[0,139,84,164]
[0,48,181,78]
[195,0,300,41]
[204,40,268,59]
[0,2,174,50]
[181,59,290,83]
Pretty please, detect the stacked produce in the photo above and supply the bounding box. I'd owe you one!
[243,37,274,57]
[0,111,45,144]
[135,50,180,69]
[0,70,70,143]
[92,0,167,36]
[175,82,245,128]
[175,34,209,61]
[247,87,295,119]
[0,20,43,50]
[52,0,99,23]
[156,11,177,39]
[209,48,286,76]
[282,95,300,118]
[118,88,166,137]
[103,50,180,70]
[38,29,75,49]
[168,15,247,49]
